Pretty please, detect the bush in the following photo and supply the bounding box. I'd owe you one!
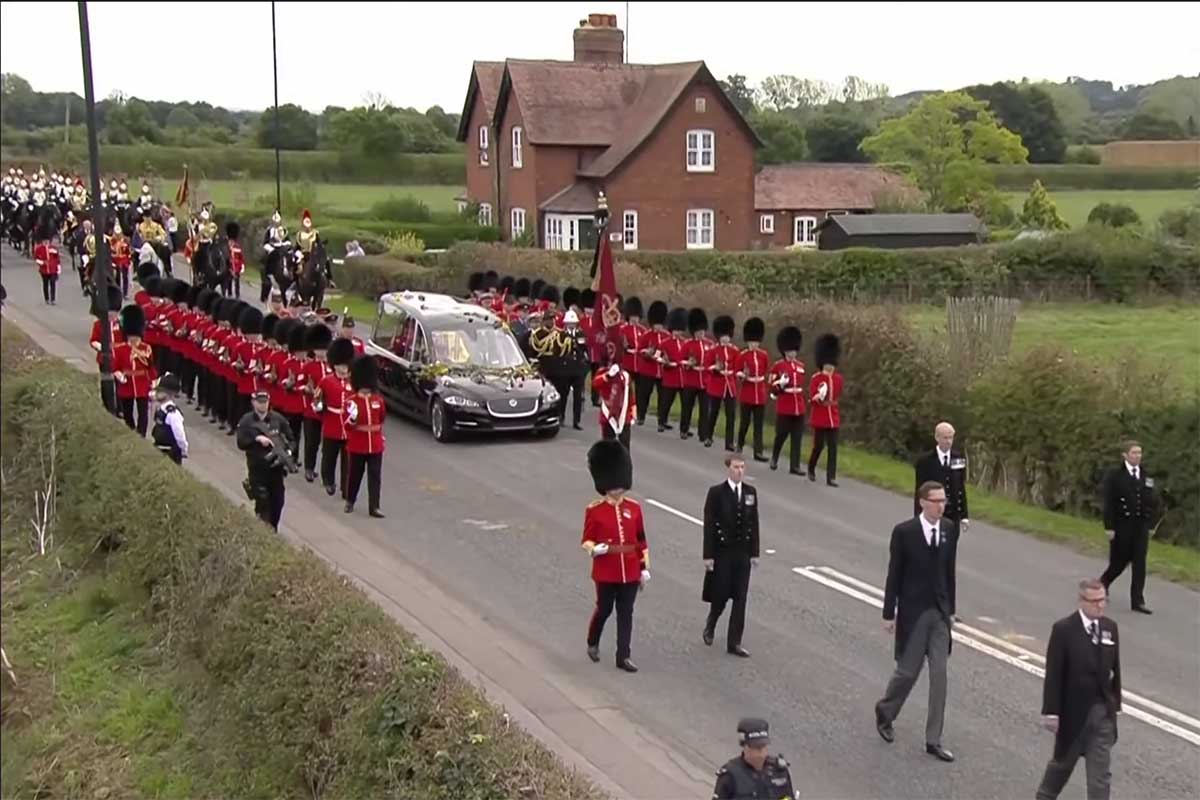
[369,195,433,222]
[1064,145,1102,165]
[1158,207,1200,244]
[1087,202,1142,228]
[336,255,436,297]
[385,230,426,258]
[988,164,1199,190]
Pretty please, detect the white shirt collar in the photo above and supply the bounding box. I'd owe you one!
[937,447,952,462]
[920,514,940,545]
[1125,460,1138,476]
[728,479,742,495]
[1079,609,1099,632]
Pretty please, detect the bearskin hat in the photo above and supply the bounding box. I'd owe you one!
[238,306,264,336]
[156,372,181,395]
[647,300,669,327]
[327,337,356,367]
[136,262,159,286]
[305,323,334,351]
[203,291,224,318]
[143,275,163,298]
[262,313,279,342]
[562,286,581,309]
[350,354,378,391]
[814,333,841,368]
[688,308,708,335]
[119,303,146,338]
[514,277,532,300]
[194,288,215,316]
[287,320,309,353]
[272,318,296,346]
[540,284,560,305]
[499,275,516,293]
[623,296,644,319]
[743,317,765,344]
[530,278,546,300]
[225,221,240,239]
[468,272,485,294]
[169,280,190,305]
[216,298,240,325]
[580,288,596,310]
[667,307,689,332]
[587,439,633,496]
[777,326,802,355]
[484,269,499,284]
[91,284,124,318]
[186,284,203,309]
[713,315,735,339]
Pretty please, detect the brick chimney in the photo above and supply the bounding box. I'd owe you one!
[573,13,624,65]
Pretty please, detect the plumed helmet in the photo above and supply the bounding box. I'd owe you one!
[301,209,312,224]
[563,286,581,308]
[688,307,708,334]
[647,300,669,327]
[743,317,765,343]
[327,337,356,367]
[563,309,580,325]
[666,307,689,332]
[777,326,802,354]
[587,439,633,495]
[713,315,735,339]
[262,313,279,342]
[225,221,240,239]
[623,296,643,319]
[540,284,560,305]
[350,354,378,391]
[514,277,532,300]
[287,320,309,353]
[580,288,596,309]
[468,272,485,293]
[814,333,841,368]
[238,306,264,336]
[119,303,146,337]
[305,323,334,351]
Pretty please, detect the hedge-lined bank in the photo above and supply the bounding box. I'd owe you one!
[0,323,606,800]
[987,164,1199,191]
[338,247,1199,550]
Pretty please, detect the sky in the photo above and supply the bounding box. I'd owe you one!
[2,1,1197,114]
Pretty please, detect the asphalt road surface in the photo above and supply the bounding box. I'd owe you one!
[3,253,1197,800]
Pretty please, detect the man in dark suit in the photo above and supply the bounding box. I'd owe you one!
[702,454,759,657]
[875,481,958,762]
[1036,579,1122,800]
[913,421,969,531]
[1098,440,1155,614]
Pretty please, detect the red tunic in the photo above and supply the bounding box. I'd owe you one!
[682,337,711,391]
[222,331,245,382]
[302,360,333,421]
[659,334,688,389]
[703,342,740,399]
[264,348,289,408]
[319,373,352,440]
[343,390,387,454]
[229,241,245,276]
[736,348,770,406]
[592,367,636,434]
[111,340,157,400]
[769,358,807,417]
[235,339,265,395]
[809,371,843,429]
[89,318,125,368]
[34,242,61,276]
[162,307,186,355]
[281,355,307,416]
[109,236,131,271]
[619,322,648,374]
[582,497,648,585]
[637,329,666,379]
[211,327,235,380]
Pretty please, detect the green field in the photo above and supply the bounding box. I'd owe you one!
[1001,189,1196,228]
[908,302,1200,396]
[191,179,463,216]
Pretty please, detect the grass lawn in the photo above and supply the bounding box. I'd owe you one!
[1001,189,1197,228]
[191,179,463,216]
[908,302,1200,397]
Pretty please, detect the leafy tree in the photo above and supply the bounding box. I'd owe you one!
[1119,111,1185,140]
[861,91,1028,210]
[717,74,756,118]
[255,103,319,150]
[424,105,460,139]
[165,107,201,130]
[757,74,802,112]
[1,73,36,128]
[841,75,889,103]
[806,115,871,162]
[750,111,807,164]
[1087,203,1141,228]
[106,98,162,144]
[1036,81,1092,143]
[1020,180,1068,230]
[965,82,1066,163]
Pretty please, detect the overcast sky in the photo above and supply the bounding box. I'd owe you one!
[2,2,1197,113]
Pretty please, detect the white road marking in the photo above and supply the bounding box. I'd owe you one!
[977,615,999,624]
[765,549,776,555]
[645,498,703,527]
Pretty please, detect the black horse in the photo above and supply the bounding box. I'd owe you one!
[191,236,231,292]
[295,239,329,312]
[262,241,297,302]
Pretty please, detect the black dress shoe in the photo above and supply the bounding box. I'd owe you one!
[807,470,816,482]
[753,454,769,463]
[616,658,639,673]
[343,503,354,514]
[324,484,336,496]
[703,439,713,448]
[305,470,315,482]
[727,645,751,658]
[226,427,235,436]
[827,479,839,488]
[1132,605,1153,615]
[926,744,955,762]
[587,645,600,663]
[769,460,778,471]
[789,468,805,476]
[662,423,673,431]
[657,425,666,433]
[702,629,714,646]
[369,509,385,519]
[572,423,583,430]
[876,715,895,744]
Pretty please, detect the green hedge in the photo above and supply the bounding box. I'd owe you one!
[0,323,604,799]
[988,164,1200,191]
[2,144,465,184]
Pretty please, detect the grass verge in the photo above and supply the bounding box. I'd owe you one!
[1000,189,1196,228]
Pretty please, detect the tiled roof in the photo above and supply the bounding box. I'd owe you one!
[755,163,917,211]
[821,213,985,236]
[456,61,505,141]
[539,180,601,213]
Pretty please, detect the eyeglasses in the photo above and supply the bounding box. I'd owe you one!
[1080,595,1107,605]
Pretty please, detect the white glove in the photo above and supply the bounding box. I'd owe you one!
[592,542,609,557]
[639,569,651,585]
[607,363,620,378]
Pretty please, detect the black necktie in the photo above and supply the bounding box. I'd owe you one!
[929,527,938,549]
[1090,621,1100,645]
[943,454,949,468]
[1133,468,1139,480]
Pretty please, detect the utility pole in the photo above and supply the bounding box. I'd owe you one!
[272,0,282,213]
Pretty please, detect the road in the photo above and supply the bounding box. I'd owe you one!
[3,253,1197,800]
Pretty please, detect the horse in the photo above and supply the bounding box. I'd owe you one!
[262,241,297,303]
[190,236,231,293]
[294,239,329,312]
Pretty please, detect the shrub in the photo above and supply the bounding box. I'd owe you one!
[369,195,433,223]
[385,230,426,257]
[1064,145,1102,165]
[1087,202,1141,228]
[1019,180,1069,231]
[336,255,436,297]
[988,164,1199,190]
[1158,207,1200,244]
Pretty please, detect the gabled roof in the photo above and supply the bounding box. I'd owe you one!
[539,180,600,213]
[755,163,916,211]
[490,59,761,179]
[456,61,505,142]
[819,213,985,236]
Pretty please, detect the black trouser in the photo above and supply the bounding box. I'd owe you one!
[260,270,272,303]
[302,418,322,472]
[320,437,348,495]
[249,469,286,530]
[635,374,659,424]
[1100,524,1150,607]
[346,452,383,511]
[213,376,228,423]
[587,581,639,663]
[589,363,600,407]
[286,413,303,460]
[679,388,701,436]
[700,395,736,449]
[116,268,129,297]
[196,367,208,411]
[557,373,586,426]
[119,397,150,437]
[601,422,632,453]
[808,427,839,480]
[225,380,240,429]
[657,384,679,430]
[180,356,196,403]
[737,403,765,455]
[230,274,241,299]
[40,274,57,303]
[705,551,752,649]
[772,413,805,471]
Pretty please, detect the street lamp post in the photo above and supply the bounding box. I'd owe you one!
[272,1,281,213]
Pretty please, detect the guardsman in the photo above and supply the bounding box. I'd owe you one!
[578,288,601,406]
[234,306,266,427]
[297,209,318,255]
[336,312,367,356]
[581,439,649,673]
[680,308,710,440]
[112,303,157,436]
[89,284,126,411]
[34,236,62,305]
[807,333,843,487]
[558,286,581,330]
[656,307,688,433]
[264,209,288,252]
[638,300,668,427]
[735,317,769,462]
[768,326,807,475]
[343,355,387,518]
[116,180,130,205]
[700,315,739,451]
[280,322,310,457]
[301,324,335,483]
[619,297,645,382]
[226,221,245,298]
[138,182,153,210]
[151,373,188,464]
[319,338,356,497]
[467,272,486,302]
[524,309,559,371]
[221,301,250,436]
[81,218,98,290]
[711,718,796,800]
[108,220,133,298]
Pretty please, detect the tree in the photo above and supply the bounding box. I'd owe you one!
[1,73,35,128]
[806,115,871,162]
[255,103,319,150]
[1087,203,1141,228]
[424,105,460,139]
[757,74,802,112]
[717,74,756,118]
[1020,180,1068,231]
[750,111,807,164]
[1036,81,1092,143]
[1119,111,1186,140]
[861,91,1028,210]
[964,82,1066,163]
[841,75,889,103]
[105,98,161,144]
[165,107,201,130]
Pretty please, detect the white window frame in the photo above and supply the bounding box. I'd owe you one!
[694,97,707,113]
[511,126,523,168]
[686,209,714,250]
[478,125,489,166]
[543,213,592,251]
[510,207,526,238]
[759,214,775,235]
[478,202,493,227]
[623,210,638,250]
[793,215,818,247]
[686,129,715,172]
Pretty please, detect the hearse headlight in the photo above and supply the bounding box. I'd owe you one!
[443,394,480,408]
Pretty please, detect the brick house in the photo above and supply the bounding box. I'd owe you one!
[456,13,761,252]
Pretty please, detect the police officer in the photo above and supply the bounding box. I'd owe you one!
[712,718,795,800]
[235,389,297,531]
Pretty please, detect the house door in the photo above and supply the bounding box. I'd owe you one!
[793,216,818,248]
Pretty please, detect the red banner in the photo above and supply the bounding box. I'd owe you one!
[174,165,189,207]
[589,230,623,366]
